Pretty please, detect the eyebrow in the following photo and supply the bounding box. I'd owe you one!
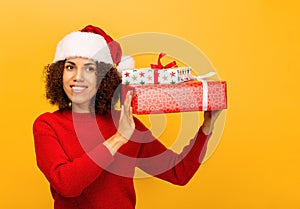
[65,61,96,66]
[65,61,75,65]
[84,63,96,67]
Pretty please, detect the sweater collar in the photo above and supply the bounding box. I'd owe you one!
[57,107,114,122]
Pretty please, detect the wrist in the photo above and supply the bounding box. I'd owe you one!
[201,122,214,135]
[114,132,128,145]
[103,132,128,155]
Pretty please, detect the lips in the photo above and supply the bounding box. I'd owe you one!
[70,85,88,93]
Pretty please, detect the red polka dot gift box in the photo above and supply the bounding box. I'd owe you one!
[121,80,227,114]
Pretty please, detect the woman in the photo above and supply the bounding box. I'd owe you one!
[33,25,221,209]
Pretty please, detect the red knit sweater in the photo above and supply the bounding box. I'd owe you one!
[33,108,210,209]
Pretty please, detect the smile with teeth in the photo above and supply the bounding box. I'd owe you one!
[70,85,88,92]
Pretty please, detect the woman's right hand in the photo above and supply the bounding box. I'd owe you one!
[103,91,135,155]
[118,91,135,141]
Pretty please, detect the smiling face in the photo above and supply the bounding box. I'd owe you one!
[63,57,98,113]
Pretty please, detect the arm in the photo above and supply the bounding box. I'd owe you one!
[33,118,115,198]
[136,126,210,185]
[136,110,222,185]
[33,91,135,198]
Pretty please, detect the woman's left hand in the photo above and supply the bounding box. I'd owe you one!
[201,110,223,135]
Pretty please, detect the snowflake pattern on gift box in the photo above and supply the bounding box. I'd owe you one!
[147,75,153,81]
[132,75,138,81]
[162,75,168,81]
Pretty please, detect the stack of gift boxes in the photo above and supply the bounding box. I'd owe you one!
[121,54,227,114]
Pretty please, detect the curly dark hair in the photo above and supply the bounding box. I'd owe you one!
[44,60,122,114]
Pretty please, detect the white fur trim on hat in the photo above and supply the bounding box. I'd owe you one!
[53,31,113,64]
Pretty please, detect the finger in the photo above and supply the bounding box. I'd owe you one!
[120,105,124,119]
[124,91,132,107]
[124,91,133,113]
[129,106,134,122]
[129,106,135,129]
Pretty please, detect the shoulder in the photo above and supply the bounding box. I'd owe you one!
[33,112,53,126]
[33,109,70,128]
[34,109,64,121]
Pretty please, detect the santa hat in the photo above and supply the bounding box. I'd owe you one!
[53,25,134,70]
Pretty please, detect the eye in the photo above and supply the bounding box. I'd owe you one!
[86,66,96,72]
[65,65,74,71]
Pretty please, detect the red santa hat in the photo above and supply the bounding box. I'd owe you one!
[53,25,134,70]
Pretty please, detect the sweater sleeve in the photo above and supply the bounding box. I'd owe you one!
[33,115,115,198]
[136,125,211,186]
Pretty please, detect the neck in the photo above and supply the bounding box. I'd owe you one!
[71,103,91,113]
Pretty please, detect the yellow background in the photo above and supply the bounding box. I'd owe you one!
[0,0,299,208]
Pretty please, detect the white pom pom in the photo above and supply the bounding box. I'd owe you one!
[116,56,135,78]
[117,56,135,71]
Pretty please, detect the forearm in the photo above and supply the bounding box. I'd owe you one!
[137,127,211,185]
[156,127,210,185]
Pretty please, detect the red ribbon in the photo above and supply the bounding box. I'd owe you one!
[150,53,177,83]
[150,53,177,69]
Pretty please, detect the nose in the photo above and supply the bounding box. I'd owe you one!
[74,68,84,82]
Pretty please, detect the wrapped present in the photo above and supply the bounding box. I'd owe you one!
[121,79,227,114]
[122,67,192,85]
[122,52,193,85]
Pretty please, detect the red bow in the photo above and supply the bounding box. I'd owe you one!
[150,53,177,69]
